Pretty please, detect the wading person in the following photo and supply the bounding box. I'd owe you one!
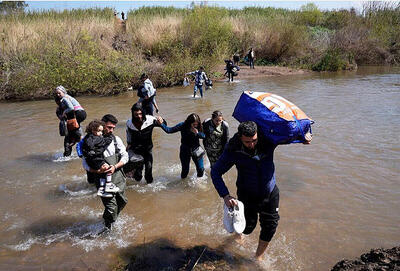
[158,113,205,178]
[82,120,120,197]
[82,114,128,233]
[125,103,165,184]
[224,59,235,82]
[137,73,159,116]
[211,121,311,261]
[54,85,87,156]
[203,110,229,167]
[186,67,208,98]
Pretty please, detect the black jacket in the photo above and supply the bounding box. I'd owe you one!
[126,115,164,152]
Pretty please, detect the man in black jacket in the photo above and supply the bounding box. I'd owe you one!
[211,121,312,261]
[125,103,165,184]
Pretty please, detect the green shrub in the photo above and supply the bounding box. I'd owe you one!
[312,49,347,71]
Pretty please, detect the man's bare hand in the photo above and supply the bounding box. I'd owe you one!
[223,195,238,208]
[303,132,312,144]
[156,116,164,124]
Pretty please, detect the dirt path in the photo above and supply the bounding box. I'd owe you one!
[214,64,310,81]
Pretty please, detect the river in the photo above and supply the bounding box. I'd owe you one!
[0,66,399,270]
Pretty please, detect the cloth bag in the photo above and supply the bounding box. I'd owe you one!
[233,91,313,144]
[183,77,190,87]
[66,118,79,131]
[191,146,205,159]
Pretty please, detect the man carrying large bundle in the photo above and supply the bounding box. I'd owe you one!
[211,92,312,261]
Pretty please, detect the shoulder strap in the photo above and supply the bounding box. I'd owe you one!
[111,134,120,154]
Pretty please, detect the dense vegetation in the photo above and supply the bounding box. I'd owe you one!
[0,2,399,100]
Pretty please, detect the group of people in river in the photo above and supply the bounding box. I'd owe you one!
[53,65,312,261]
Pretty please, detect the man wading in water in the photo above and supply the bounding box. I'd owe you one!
[125,103,165,184]
[82,114,128,233]
[211,121,312,261]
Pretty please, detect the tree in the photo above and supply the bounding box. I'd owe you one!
[0,1,27,14]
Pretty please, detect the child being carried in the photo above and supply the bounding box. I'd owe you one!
[82,120,120,197]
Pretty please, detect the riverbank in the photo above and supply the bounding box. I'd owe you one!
[331,246,400,270]
[1,4,398,101]
[215,64,310,80]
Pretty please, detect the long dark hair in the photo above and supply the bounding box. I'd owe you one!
[184,113,203,132]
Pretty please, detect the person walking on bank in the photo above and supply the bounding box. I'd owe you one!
[121,11,125,20]
[82,114,129,233]
[211,121,311,261]
[247,47,255,69]
[125,103,166,184]
[233,52,240,66]
[203,111,229,167]
[137,73,159,116]
[186,67,208,98]
[54,85,87,156]
[158,113,205,178]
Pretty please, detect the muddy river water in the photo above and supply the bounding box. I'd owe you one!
[0,66,399,270]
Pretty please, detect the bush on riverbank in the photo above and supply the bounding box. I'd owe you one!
[0,3,399,100]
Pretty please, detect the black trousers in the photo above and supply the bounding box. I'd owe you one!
[238,185,280,242]
[133,149,154,183]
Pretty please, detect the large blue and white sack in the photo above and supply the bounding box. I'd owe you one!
[233,91,313,144]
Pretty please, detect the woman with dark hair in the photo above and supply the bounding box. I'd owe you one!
[203,110,229,167]
[158,113,206,178]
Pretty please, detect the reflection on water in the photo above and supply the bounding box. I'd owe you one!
[0,66,399,270]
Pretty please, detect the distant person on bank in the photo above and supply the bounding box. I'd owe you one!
[82,114,128,233]
[247,48,255,69]
[158,113,206,178]
[203,110,229,167]
[211,121,312,261]
[186,67,209,98]
[54,85,87,156]
[233,52,240,66]
[137,73,159,116]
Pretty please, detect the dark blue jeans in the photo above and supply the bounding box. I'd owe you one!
[193,84,203,98]
[179,145,204,178]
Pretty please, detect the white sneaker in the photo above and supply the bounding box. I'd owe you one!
[104,182,120,193]
[97,187,113,198]
[233,200,246,234]
[223,203,234,233]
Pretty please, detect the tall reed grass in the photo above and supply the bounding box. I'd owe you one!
[0,4,399,100]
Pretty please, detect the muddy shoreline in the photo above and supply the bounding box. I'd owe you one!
[331,246,400,271]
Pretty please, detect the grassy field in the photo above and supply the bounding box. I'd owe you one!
[0,3,399,100]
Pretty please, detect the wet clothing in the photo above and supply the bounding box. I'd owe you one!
[160,122,206,178]
[225,60,234,82]
[57,94,86,155]
[239,185,280,242]
[126,115,164,183]
[138,79,157,116]
[202,118,229,167]
[82,134,128,226]
[211,132,279,241]
[82,134,113,170]
[187,70,208,98]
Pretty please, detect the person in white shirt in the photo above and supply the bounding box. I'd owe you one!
[82,114,129,232]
